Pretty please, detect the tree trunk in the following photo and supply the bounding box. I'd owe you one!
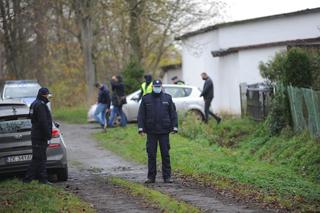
[73,0,96,103]
[126,0,144,63]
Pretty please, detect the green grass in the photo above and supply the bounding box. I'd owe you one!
[53,106,88,124]
[108,176,200,213]
[94,119,320,211]
[0,179,95,213]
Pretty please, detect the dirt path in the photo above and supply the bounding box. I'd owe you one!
[59,123,274,213]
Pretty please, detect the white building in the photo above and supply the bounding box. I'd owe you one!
[160,63,182,84]
[176,8,320,115]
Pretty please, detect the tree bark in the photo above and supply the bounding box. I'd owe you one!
[73,0,96,103]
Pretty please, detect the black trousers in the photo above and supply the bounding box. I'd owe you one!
[146,133,171,180]
[204,98,221,123]
[24,140,47,182]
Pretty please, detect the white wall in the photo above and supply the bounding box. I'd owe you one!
[162,68,182,84]
[181,10,320,114]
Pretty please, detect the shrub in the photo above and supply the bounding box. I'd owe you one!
[284,48,312,88]
[122,59,144,94]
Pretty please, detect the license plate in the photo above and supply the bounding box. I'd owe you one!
[6,154,32,163]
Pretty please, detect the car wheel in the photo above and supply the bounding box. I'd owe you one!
[57,167,68,181]
[189,110,204,121]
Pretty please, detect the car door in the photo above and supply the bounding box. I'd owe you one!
[163,86,192,113]
[122,90,141,121]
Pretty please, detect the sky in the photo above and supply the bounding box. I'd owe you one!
[221,0,320,21]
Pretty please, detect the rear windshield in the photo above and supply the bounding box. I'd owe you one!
[3,84,41,99]
[0,118,31,134]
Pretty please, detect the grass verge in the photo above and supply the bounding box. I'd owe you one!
[107,176,200,213]
[53,106,88,124]
[0,179,95,213]
[94,120,320,211]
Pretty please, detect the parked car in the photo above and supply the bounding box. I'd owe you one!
[88,84,207,123]
[1,80,41,107]
[0,100,68,181]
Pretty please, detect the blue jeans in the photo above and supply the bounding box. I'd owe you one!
[108,106,127,127]
[94,103,107,126]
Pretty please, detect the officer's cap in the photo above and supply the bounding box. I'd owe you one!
[38,87,50,96]
[152,80,162,87]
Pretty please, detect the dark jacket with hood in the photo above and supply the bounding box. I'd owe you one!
[200,77,214,100]
[110,76,125,107]
[137,92,178,134]
[97,85,111,109]
[30,94,53,143]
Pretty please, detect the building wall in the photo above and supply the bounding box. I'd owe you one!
[162,68,182,84]
[181,11,320,114]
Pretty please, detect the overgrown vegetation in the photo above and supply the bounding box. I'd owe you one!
[53,106,88,124]
[0,179,94,213]
[94,115,320,211]
[108,176,200,213]
[259,47,318,134]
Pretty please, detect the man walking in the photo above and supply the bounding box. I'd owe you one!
[108,75,127,127]
[138,80,178,184]
[23,88,52,184]
[94,82,111,129]
[200,72,221,124]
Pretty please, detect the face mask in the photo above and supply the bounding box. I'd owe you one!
[153,87,162,94]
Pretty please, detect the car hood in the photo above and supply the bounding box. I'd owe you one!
[20,97,36,107]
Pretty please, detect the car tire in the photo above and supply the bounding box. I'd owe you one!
[57,167,68,181]
[189,110,204,121]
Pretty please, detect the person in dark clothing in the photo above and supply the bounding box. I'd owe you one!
[94,82,111,129]
[171,76,185,85]
[200,72,221,124]
[138,80,178,184]
[23,88,53,184]
[108,75,127,127]
[138,74,153,100]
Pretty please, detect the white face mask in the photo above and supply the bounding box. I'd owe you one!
[153,87,162,94]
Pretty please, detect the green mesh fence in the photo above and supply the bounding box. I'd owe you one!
[288,86,320,138]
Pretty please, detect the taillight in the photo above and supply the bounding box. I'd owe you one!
[51,129,60,138]
[48,143,61,148]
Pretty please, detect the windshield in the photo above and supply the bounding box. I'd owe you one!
[3,85,41,99]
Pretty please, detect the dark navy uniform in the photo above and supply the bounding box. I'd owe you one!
[24,88,52,184]
[138,80,178,183]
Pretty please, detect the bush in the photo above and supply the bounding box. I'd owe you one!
[259,48,313,135]
[122,59,144,94]
[284,48,312,88]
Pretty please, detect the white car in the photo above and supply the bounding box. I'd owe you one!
[88,84,209,123]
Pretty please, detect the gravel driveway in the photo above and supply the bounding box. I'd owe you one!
[58,123,274,213]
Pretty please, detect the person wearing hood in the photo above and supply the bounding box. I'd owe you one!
[108,75,127,127]
[138,74,153,100]
[94,82,111,129]
[23,87,53,184]
[137,80,178,184]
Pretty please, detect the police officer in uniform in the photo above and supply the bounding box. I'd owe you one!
[23,88,52,184]
[138,80,178,183]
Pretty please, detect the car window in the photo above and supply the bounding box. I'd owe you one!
[164,87,192,98]
[4,85,41,99]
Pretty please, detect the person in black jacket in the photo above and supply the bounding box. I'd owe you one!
[138,80,178,184]
[200,72,221,124]
[94,82,111,129]
[108,75,127,127]
[23,88,53,184]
